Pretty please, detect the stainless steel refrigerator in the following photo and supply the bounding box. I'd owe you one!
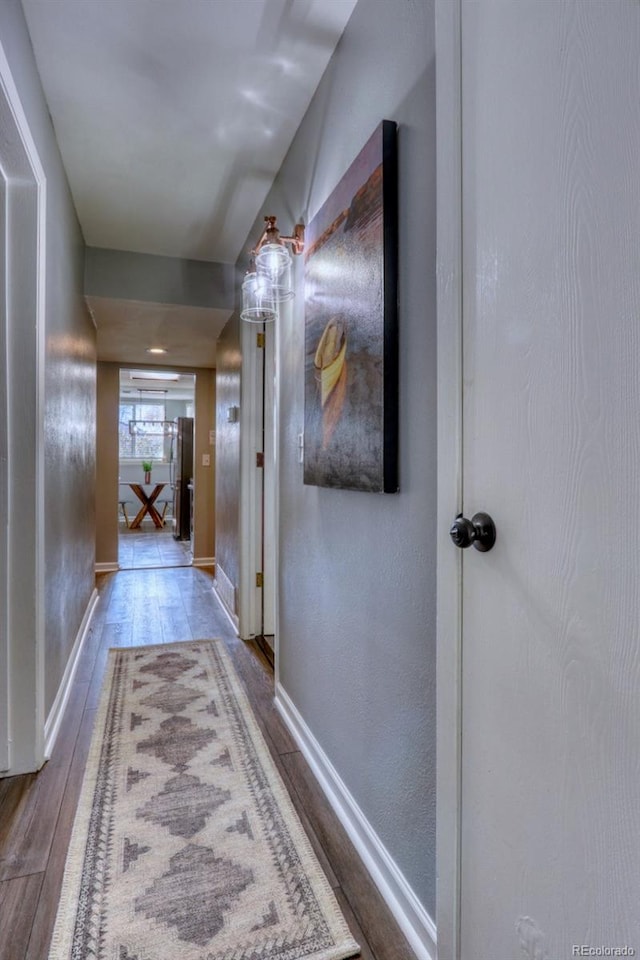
[171,417,193,541]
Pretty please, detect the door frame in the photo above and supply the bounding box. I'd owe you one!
[107,365,205,571]
[0,162,7,773]
[435,0,464,956]
[239,321,265,640]
[262,315,276,639]
[238,318,278,651]
[0,36,47,775]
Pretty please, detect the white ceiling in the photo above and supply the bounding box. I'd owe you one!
[88,296,229,368]
[120,369,195,402]
[20,0,358,265]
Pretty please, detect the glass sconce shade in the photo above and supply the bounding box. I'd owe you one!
[256,241,290,277]
[256,241,294,302]
[240,271,277,323]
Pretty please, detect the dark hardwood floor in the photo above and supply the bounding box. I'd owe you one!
[0,566,417,960]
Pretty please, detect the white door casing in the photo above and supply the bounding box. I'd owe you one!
[262,317,276,637]
[0,36,46,775]
[437,1,640,956]
[435,0,463,953]
[239,318,278,644]
[239,321,264,640]
[0,166,8,772]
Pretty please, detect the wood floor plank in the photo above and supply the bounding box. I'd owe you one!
[25,709,97,960]
[101,619,134,648]
[1,567,418,960]
[185,607,230,639]
[274,753,340,889]
[231,648,298,757]
[159,602,193,642]
[93,574,115,610]
[131,605,166,645]
[103,598,134,624]
[0,776,37,870]
[333,886,376,960]
[71,587,113,684]
[0,874,43,960]
[73,623,105,684]
[117,529,191,571]
[0,682,88,882]
[281,751,418,960]
[85,646,110,712]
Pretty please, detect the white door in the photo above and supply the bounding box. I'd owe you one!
[239,321,277,643]
[0,168,8,772]
[239,322,264,640]
[262,321,276,638]
[457,3,640,956]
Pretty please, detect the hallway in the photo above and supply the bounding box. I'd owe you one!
[0,566,416,960]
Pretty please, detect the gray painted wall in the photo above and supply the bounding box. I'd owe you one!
[238,0,436,915]
[85,247,235,310]
[0,0,96,716]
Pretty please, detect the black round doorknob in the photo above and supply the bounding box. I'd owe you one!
[449,512,496,552]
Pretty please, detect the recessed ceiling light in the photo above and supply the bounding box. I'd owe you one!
[146,347,167,354]
[131,371,180,381]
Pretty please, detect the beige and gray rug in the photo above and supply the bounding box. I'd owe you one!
[49,640,359,960]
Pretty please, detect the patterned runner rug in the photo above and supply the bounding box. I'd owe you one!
[49,640,359,960]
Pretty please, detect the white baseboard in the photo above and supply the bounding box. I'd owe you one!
[193,556,215,568]
[275,684,437,960]
[95,561,119,573]
[213,563,239,630]
[44,588,99,759]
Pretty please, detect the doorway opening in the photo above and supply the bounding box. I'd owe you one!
[117,368,195,570]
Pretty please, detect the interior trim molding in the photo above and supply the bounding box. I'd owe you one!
[95,562,119,573]
[44,588,99,759]
[213,562,239,630]
[192,556,215,568]
[435,1,464,953]
[0,33,48,773]
[275,684,437,960]
[238,320,263,640]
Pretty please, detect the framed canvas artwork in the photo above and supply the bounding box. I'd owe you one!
[303,119,398,493]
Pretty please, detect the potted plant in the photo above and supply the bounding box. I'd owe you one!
[142,460,153,484]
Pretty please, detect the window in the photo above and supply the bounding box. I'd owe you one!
[119,402,166,460]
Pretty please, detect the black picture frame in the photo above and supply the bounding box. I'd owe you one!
[303,120,398,493]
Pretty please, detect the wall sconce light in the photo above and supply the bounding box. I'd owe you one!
[240,259,278,323]
[240,216,305,322]
[255,215,304,303]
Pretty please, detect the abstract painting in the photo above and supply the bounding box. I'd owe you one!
[304,120,398,492]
